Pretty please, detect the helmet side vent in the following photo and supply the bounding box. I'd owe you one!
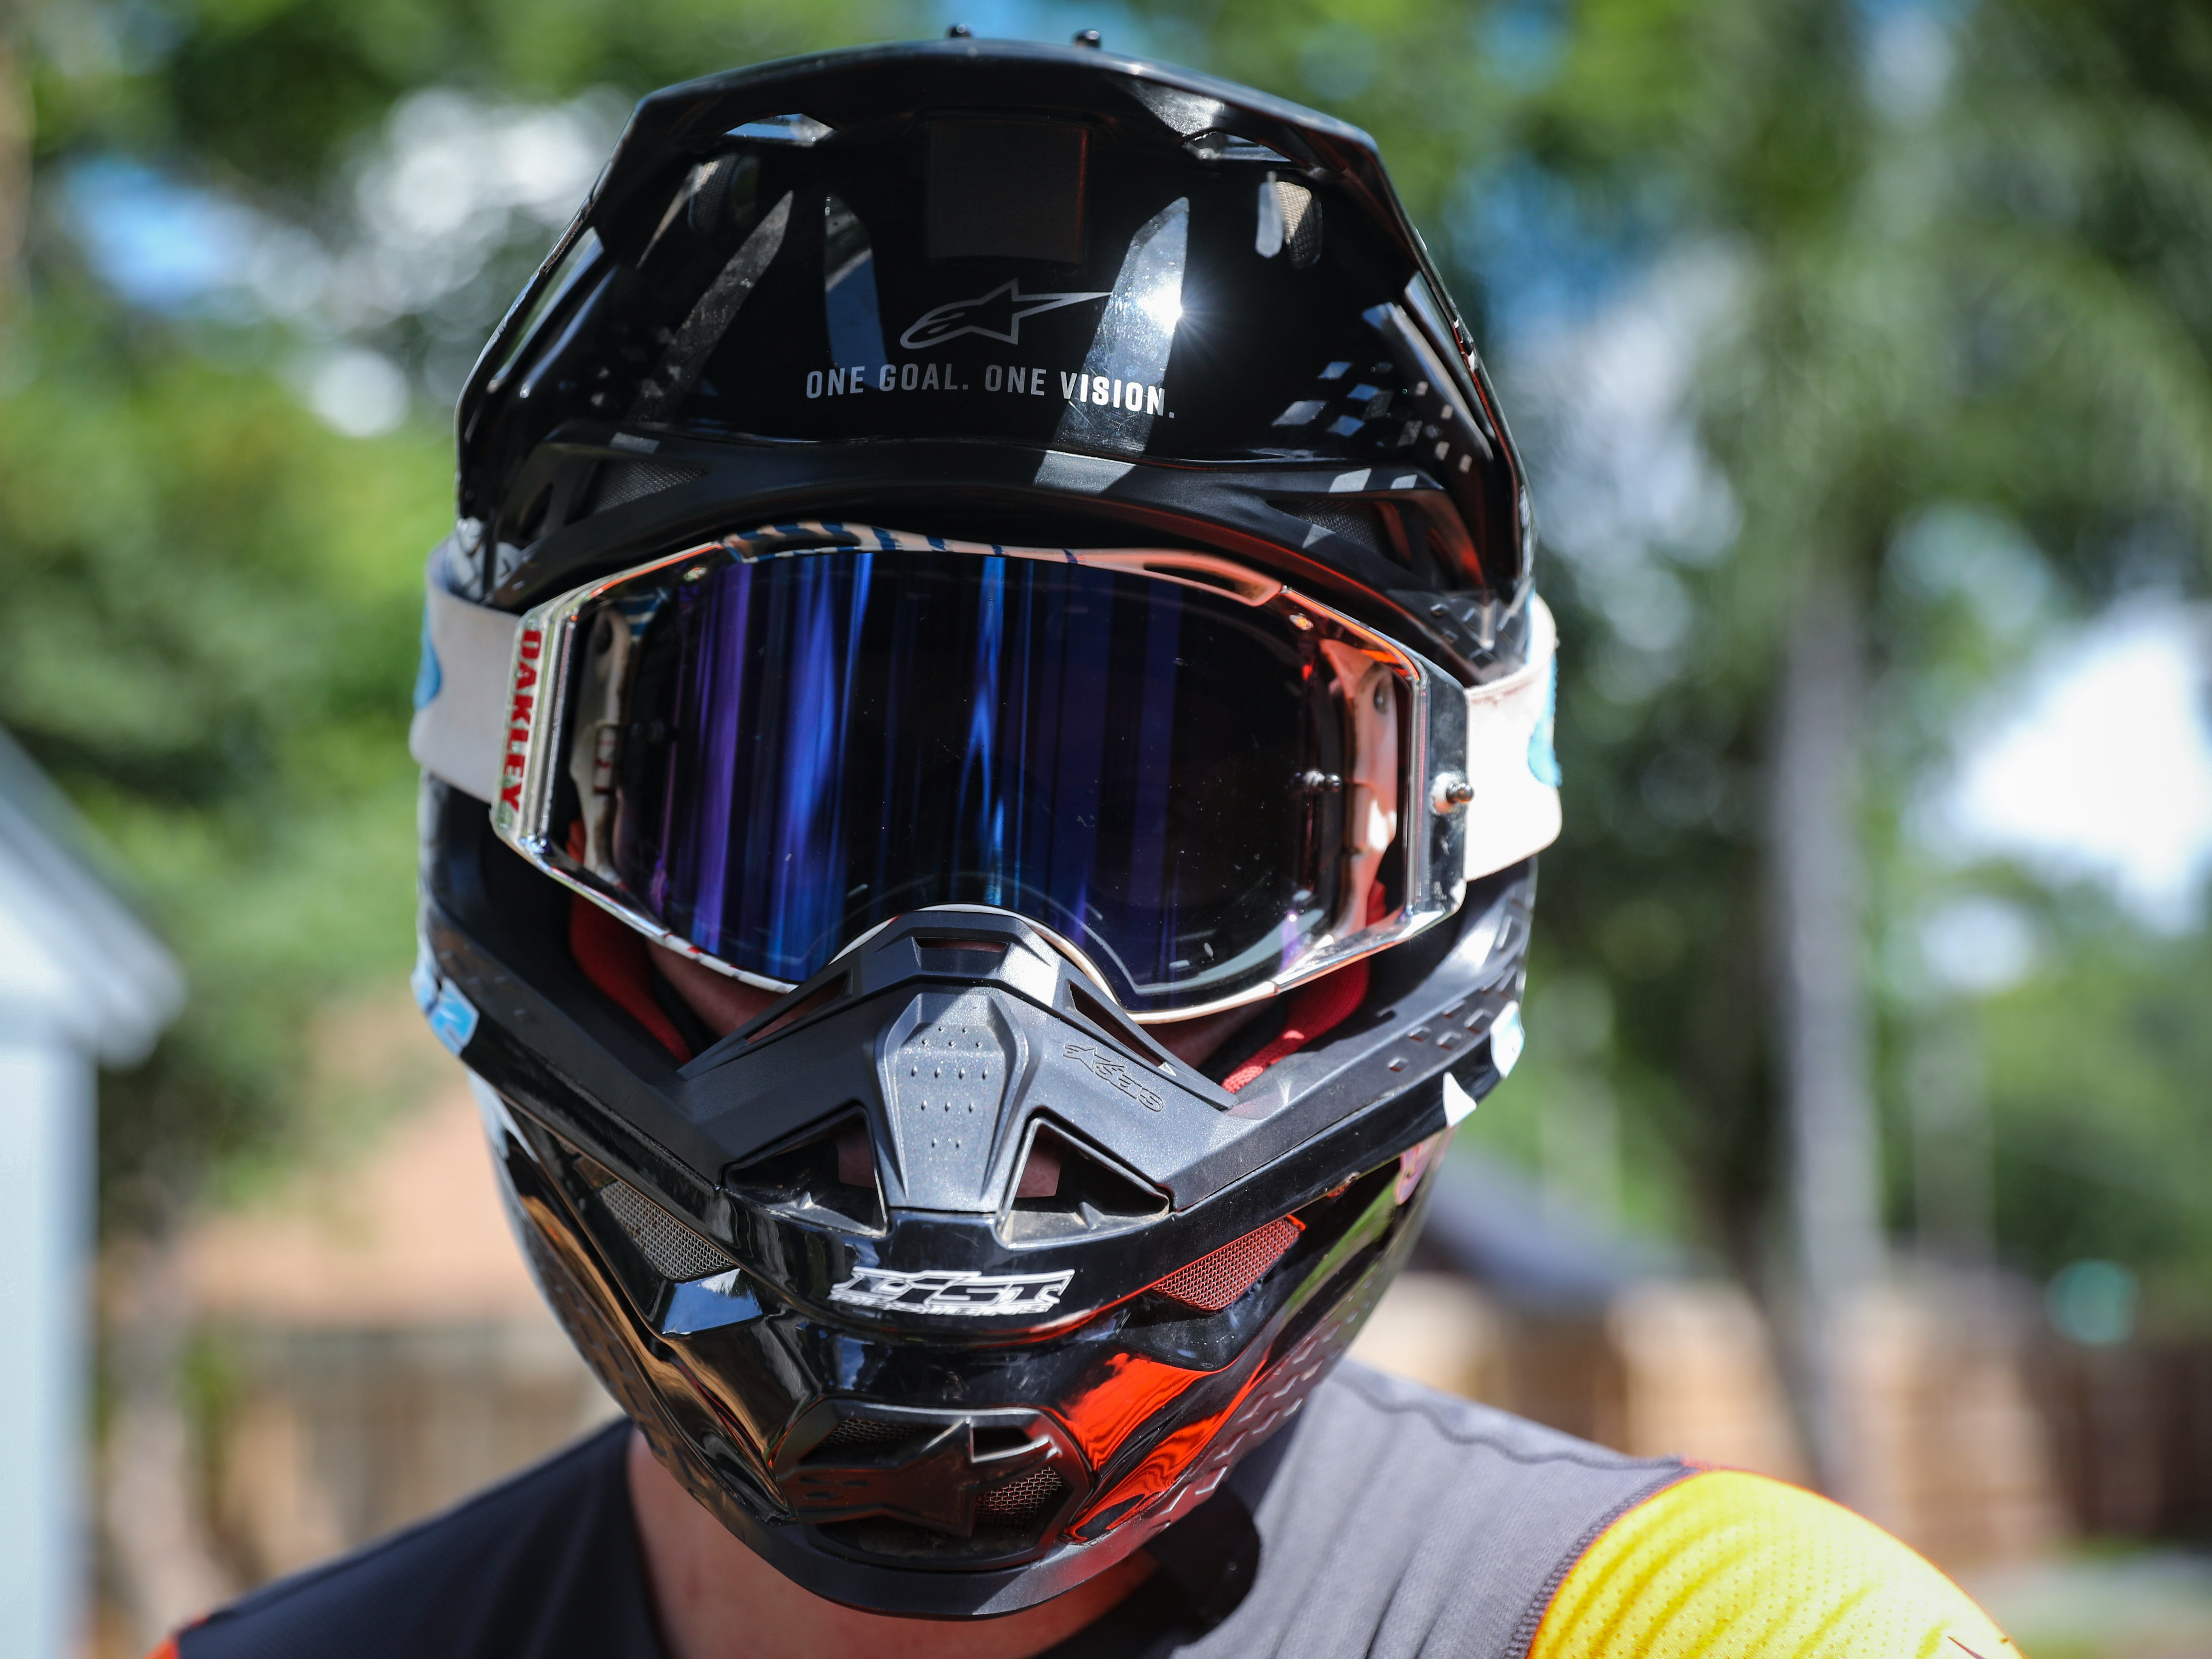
[1272,497,1399,564]
[586,1167,740,1283]
[1148,1215,1303,1312]
[1273,179,1322,268]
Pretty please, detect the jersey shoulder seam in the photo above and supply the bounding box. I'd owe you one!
[1502,1463,1702,1659]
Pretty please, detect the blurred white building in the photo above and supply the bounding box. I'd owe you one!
[0,731,181,1659]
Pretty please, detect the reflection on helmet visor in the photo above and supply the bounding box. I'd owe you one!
[598,552,1353,1012]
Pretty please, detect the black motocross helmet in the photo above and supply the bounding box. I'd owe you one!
[408,36,1560,1618]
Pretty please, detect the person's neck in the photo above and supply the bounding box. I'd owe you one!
[626,1430,1153,1659]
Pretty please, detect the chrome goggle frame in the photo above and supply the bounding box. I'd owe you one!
[484,522,1478,1024]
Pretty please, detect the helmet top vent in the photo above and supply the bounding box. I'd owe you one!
[586,459,703,516]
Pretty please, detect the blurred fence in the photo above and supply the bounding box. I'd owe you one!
[2031,1337,2212,1544]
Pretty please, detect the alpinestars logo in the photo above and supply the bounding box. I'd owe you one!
[1063,1042,1164,1110]
[899,280,1108,350]
[830,1266,1075,1317]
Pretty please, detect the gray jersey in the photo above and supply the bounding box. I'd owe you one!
[175,1364,1686,1659]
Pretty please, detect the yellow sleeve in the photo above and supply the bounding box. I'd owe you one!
[1528,1469,2021,1659]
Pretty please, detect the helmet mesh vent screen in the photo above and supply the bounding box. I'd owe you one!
[813,1416,912,1455]
[594,1179,737,1282]
[1273,179,1322,268]
[1278,499,1391,561]
[975,1466,1065,1522]
[586,459,703,514]
[1151,1216,1301,1312]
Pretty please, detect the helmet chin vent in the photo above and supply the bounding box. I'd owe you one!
[1002,1124,1168,1243]
[727,1113,886,1232]
[585,1166,739,1283]
[777,1401,1089,1565]
[1149,1215,1303,1312]
[975,1466,1067,1522]
[814,1415,912,1454]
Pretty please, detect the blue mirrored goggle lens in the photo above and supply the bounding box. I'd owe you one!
[606,550,1345,1012]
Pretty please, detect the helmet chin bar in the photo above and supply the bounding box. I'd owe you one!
[479,1061,1440,1615]
[425,831,1536,1616]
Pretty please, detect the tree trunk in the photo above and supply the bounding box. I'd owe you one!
[1769,567,1886,1504]
[0,29,26,303]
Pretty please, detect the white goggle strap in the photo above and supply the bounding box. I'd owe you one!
[1463,594,1563,880]
[410,569,525,805]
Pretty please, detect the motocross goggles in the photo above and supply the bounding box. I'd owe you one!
[413,522,1558,1020]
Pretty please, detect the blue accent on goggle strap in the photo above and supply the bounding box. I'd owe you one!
[1528,657,1560,787]
[410,935,441,1013]
[424,974,480,1055]
[413,600,443,710]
